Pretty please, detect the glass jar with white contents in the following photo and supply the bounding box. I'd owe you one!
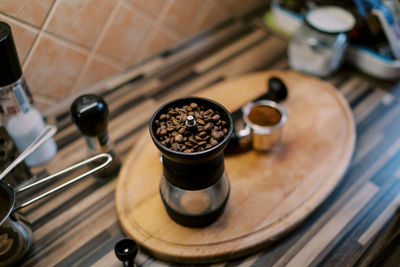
[0,21,57,167]
[288,6,356,77]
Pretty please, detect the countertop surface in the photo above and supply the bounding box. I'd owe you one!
[15,8,400,267]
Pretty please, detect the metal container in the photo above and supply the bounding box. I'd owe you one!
[242,100,288,151]
[0,153,111,266]
[288,6,355,77]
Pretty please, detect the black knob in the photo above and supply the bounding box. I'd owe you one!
[266,77,288,102]
[70,94,109,137]
[114,238,138,267]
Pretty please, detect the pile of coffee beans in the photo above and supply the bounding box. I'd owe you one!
[154,102,228,152]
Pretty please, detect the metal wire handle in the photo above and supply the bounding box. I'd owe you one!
[13,153,112,211]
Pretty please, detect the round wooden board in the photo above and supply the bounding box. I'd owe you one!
[115,70,356,264]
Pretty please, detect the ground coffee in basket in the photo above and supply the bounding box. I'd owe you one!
[248,105,282,127]
[154,102,228,153]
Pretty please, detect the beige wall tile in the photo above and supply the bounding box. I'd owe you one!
[0,17,38,63]
[194,1,229,33]
[217,0,264,15]
[24,35,87,99]
[163,0,205,35]
[127,0,166,17]
[1,0,265,111]
[0,0,54,27]
[78,56,124,91]
[140,26,178,59]
[46,0,117,48]
[97,6,152,65]
[33,94,57,112]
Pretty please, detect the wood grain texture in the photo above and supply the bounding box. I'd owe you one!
[115,70,356,263]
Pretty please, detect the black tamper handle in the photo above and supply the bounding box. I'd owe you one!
[114,238,138,267]
[70,94,109,145]
[231,77,288,121]
[227,77,288,152]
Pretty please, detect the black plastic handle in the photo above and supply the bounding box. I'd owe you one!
[114,238,138,267]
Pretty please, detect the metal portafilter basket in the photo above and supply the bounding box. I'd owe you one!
[149,97,233,227]
[227,77,289,153]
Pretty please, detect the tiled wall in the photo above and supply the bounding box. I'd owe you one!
[0,0,265,112]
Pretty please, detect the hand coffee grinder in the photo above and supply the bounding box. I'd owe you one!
[149,97,233,227]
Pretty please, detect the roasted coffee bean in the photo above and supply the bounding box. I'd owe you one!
[197,118,205,125]
[210,138,218,146]
[175,134,183,143]
[198,141,207,146]
[212,114,220,121]
[206,109,214,115]
[211,130,221,140]
[194,111,201,119]
[179,113,187,122]
[188,137,197,145]
[185,141,193,147]
[204,123,213,131]
[190,102,198,109]
[171,143,180,151]
[178,127,186,134]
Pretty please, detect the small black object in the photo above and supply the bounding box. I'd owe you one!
[0,21,22,87]
[265,77,288,102]
[185,115,198,133]
[70,94,109,138]
[114,238,138,267]
[70,94,121,180]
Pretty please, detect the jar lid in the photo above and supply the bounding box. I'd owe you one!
[0,21,22,87]
[305,6,356,34]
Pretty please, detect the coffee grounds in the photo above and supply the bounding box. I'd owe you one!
[248,105,282,127]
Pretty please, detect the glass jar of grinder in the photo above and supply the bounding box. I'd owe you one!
[149,97,233,227]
